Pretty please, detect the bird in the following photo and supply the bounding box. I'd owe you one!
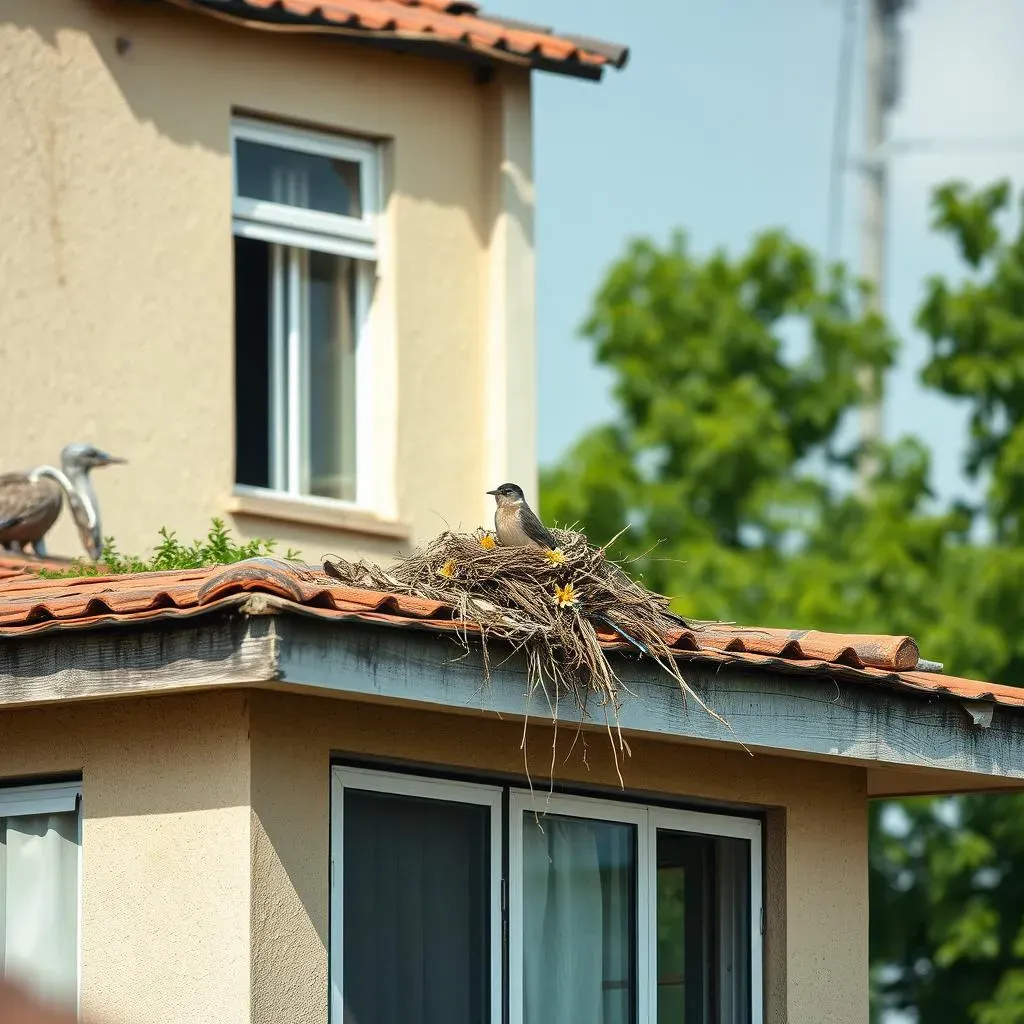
[0,443,125,560]
[483,483,718,712]
[486,482,557,550]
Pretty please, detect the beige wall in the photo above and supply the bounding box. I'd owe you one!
[0,692,252,1024]
[248,690,869,1024]
[0,688,869,1023]
[0,0,536,565]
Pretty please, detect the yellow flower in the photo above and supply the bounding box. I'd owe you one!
[552,581,579,608]
[437,559,458,579]
[478,533,497,550]
[544,547,566,565]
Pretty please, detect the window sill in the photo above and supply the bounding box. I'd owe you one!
[225,489,411,541]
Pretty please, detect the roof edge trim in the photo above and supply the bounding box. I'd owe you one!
[0,601,1020,784]
[144,0,624,80]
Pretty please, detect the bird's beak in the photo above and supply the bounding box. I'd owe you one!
[486,489,498,496]
[98,453,126,466]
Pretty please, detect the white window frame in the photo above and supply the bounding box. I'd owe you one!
[0,780,83,1018]
[509,790,763,1024]
[329,767,504,1024]
[0,780,81,817]
[231,116,381,511]
[232,116,380,261]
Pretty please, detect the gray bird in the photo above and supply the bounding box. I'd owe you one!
[486,482,557,550]
[0,443,125,560]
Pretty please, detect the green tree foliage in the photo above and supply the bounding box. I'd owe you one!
[540,181,1024,1022]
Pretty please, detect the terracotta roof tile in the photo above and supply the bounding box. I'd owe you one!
[0,555,1018,711]
[0,554,81,582]
[164,0,629,79]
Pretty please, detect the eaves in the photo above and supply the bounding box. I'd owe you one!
[1,605,1021,797]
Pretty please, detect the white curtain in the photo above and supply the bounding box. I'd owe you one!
[523,815,633,1024]
[1,811,80,1009]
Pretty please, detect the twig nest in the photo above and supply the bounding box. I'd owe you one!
[322,526,738,782]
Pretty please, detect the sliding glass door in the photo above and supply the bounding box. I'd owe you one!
[330,769,762,1024]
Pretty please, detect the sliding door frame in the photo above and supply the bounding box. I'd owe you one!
[329,768,763,1024]
[330,766,504,1024]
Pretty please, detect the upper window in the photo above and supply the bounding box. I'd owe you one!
[231,117,380,506]
[331,768,763,1024]
[0,780,82,1012]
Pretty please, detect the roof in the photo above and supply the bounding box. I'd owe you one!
[157,0,630,81]
[1,554,1019,712]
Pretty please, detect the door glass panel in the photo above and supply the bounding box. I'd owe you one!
[522,812,636,1024]
[655,830,752,1024]
[343,789,490,1024]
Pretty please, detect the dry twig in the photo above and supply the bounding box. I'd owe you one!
[323,527,745,783]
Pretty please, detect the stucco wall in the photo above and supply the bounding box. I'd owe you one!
[0,688,869,1023]
[0,0,534,564]
[0,691,252,1024]
[248,690,870,1024]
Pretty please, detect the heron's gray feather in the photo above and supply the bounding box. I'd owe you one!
[0,474,62,546]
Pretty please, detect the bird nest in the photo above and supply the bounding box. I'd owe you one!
[323,527,739,784]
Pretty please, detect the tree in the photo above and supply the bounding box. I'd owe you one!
[543,228,898,620]
[539,183,1024,1023]
[870,792,1024,1023]
[867,180,1024,1024]
[539,226,969,640]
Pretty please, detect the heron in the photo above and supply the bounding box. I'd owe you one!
[0,443,126,560]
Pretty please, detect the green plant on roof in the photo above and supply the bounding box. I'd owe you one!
[38,518,301,577]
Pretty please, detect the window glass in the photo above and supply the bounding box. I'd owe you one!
[343,789,490,1024]
[234,235,272,490]
[232,242,359,500]
[0,810,79,1009]
[236,138,363,218]
[307,251,358,501]
[521,812,636,1024]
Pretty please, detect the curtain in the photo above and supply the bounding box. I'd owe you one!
[523,814,634,1024]
[1,811,79,1009]
[308,250,357,502]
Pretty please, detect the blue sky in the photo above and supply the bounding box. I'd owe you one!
[498,0,1024,505]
